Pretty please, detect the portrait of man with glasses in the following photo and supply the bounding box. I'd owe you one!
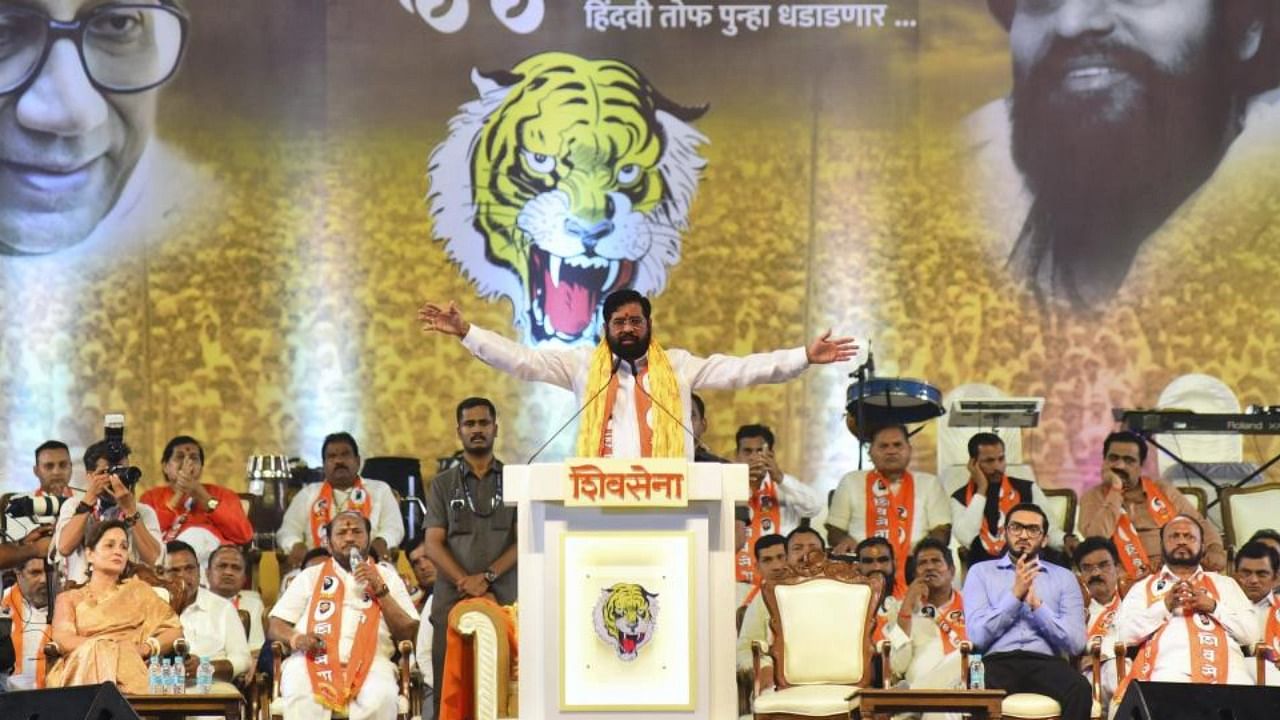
[0,0,188,254]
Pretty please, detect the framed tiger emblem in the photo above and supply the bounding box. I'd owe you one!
[593,582,659,661]
[428,51,709,346]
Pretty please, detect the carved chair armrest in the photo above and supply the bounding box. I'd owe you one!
[1088,638,1103,698]
[1114,641,1128,688]
[397,639,414,699]
[879,640,892,689]
[751,639,773,698]
[271,641,288,700]
[959,641,972,689]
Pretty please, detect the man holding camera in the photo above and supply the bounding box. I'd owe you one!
[52,440,163,583]
[2,441,75,544]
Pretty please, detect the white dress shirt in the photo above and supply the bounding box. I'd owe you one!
[1251,594,1280,686]
[270,561,419,664]
[276,478,405,553]
[757,473,825,537]
[460,324,810,460]
[181,587,252,677]
[1116,568,1258,685]
[827,470,951,542]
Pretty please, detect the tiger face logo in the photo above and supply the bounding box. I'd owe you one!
[593,583,659,661]
[428,51,709,345]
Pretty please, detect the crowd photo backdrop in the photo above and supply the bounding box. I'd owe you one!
[2,0,1277,499]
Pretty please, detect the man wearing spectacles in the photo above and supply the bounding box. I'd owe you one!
[1079,431,1225,578]
[0,0,189,254]
[964,503,1092,720]
[1073,536,1122,713]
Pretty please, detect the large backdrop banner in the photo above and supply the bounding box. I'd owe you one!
[2,0,1278,495]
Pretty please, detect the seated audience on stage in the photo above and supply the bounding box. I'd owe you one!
[736,533,789,675]
[857,535,911,676]
[0,557,51,691]
[691,393,728,463]
[141,435,253,570]
[164,540,251,683]
[53,441,164,584]
[1074,537,1122,713]
[735,505,753,604]
[734,424,824,590]
[889,538,967,719]
[408,536,439,719]
[277,432,405,571]
[1248,529,1280,592]
[1079,432,1225,577]
[47,520,183,693]
[278,547,332,597]
[207,544,266,654]
[1234,540,1280,685]
[827,424,951,598]
[6,440,74,539]
[1115,515,1256,694]
[952,432,1068,566]
[270,511,418,720]
[407,538,438,614]
[964,504,1091,720]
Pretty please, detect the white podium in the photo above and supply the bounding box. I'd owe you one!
[506,460,746,718]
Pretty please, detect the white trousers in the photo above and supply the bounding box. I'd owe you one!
[280,654,399,720]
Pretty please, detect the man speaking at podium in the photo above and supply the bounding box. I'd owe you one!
[419,289,856,458]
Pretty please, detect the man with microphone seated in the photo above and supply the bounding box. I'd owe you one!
[269,511,419,720]
[418,289,856,459]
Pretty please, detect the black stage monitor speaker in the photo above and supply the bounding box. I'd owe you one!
[0,681,141,720]
[1113,680,1280,720]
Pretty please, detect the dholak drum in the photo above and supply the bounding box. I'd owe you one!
[846,377,945,441]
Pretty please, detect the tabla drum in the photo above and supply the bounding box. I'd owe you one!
[845,377,945,441]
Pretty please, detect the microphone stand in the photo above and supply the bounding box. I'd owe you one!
[526,357,623,464]
[849,347,875,470]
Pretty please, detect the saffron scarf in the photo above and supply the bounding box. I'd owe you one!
[1087,594,1121,647]
[304,558,382,711]
[1113,477,1178,579]
[930,591,968,655]
[966,475,1020,557]
[1264,594,1280,666]
[575,337,684,458]
[1,585,50,688]
[865,470,914,598]
[736,479,781,586]
[309,480,373,547]
[1116,571,1228,702]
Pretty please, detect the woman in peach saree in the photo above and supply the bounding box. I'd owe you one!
[47,520,183,693]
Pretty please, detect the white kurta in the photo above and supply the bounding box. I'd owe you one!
[460,324,810,460]
[1250,595,1280,686]
[1085,595,1121,709]
[888,592,965,720]
[827,470,951,542]
[1116,568,1258,685]
[271,562,419,720]
[276,478,405,553]
[0,586,47,691]
[181,588,252,677]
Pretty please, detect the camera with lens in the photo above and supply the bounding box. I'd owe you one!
[98,413,142,512]
[3,494,68,524]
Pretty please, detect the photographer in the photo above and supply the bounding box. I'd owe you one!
[3,441,74,541]
[52,440,163,583]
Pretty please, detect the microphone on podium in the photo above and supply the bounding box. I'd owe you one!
[526,356,623,464]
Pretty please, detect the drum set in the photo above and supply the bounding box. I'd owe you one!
[844,350,945,443]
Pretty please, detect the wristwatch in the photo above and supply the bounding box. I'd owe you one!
[483,568,498,584]
[205,497,220,513]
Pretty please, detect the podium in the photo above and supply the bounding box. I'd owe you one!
[506,459,746,719]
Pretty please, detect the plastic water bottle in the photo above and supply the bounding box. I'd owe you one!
[196,656,214,694]
[349,546,366,593]
[174,656,187,694]
[160,658,173,694]
[968,653,986,690]
[147,656,162,694]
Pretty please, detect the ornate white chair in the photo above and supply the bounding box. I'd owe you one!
[1222,483,1280,552]
[750,558,879,719]
[447,599,518,720]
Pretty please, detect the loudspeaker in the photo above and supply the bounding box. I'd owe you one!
[0,681,141,720]
[1114,680,1280,720]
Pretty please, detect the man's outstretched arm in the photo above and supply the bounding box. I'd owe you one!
[689,329,858,390]
[419,300,581,388]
